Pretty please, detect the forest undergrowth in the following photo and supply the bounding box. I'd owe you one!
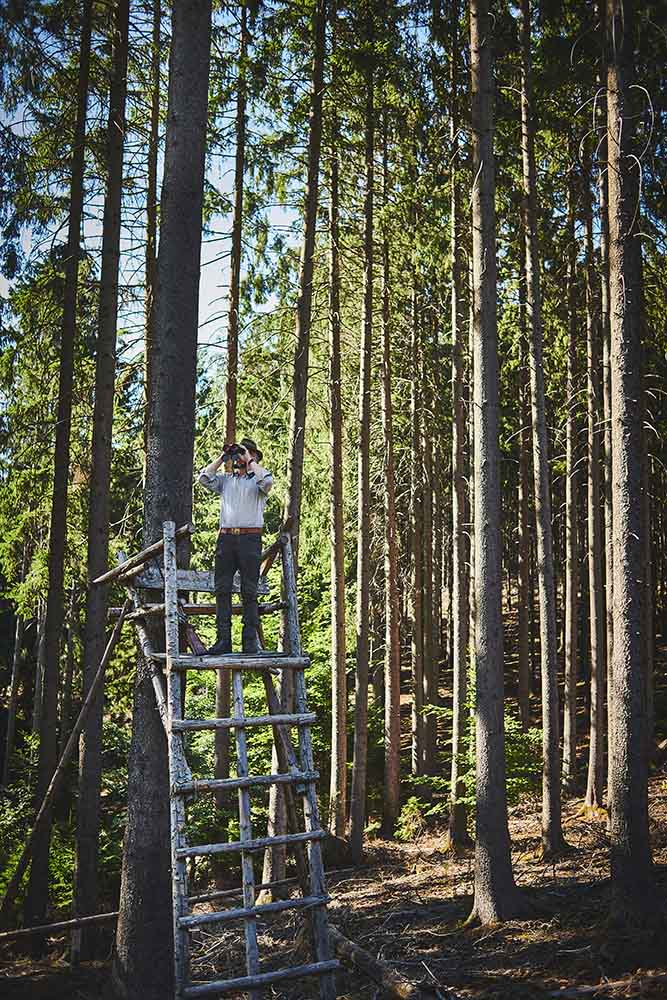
[1,763,666,1000]
[2,620,666,1000]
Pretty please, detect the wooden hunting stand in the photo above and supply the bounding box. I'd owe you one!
[116,521,339,999]
[1,520,435,999]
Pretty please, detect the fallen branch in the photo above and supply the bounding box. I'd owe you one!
[328,925,445,999]
[549,973,667,998]
[0,910,118,942]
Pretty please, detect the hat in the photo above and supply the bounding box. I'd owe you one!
[240,437,263,462]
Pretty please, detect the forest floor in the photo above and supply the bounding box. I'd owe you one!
[2,762,666,1000]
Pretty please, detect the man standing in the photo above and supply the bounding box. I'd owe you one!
[198,437,273,654]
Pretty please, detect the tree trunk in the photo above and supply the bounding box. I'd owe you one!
[410,283,424,778]
[584,208,606,812]
[32,607,46,737]
[2,613,24,787]
[380,112,401,838]
[282,0,326,554]
[467,255,476,690]
[519,0,564,857]
[144,0,161,470]
[448,5,471,844]
[562,168,579,788]
[223,1,247,448]
[327,0,347,840]
[517,306,531,732]
[74,0,130,960]
[3,546,28,787]
[59,609,76,760]
[597,84,615,779]
[349,27,373,863]
[421,348,437,777]
[605,0,653,925]
[111,1,211,995]
[264,0,325,888]
[214,0,249,825]
[641,408,654,752]
[469,0,523,923]
[24,0,93,933]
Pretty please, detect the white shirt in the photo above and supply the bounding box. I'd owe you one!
[198,468,273,528]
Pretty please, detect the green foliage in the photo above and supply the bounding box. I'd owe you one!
[395,796,427,843]
[450,713,543,812]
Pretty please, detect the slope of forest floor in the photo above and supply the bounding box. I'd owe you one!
[2,765,666,1000]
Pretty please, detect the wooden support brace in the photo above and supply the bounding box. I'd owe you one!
[91,522,195,585]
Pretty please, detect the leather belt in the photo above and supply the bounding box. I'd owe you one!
[219,526,262,535]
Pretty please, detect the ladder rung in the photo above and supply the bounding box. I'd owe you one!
[177,828,327,859]
[188,874,300,906]
[178,893,328,930]
[156,653,310,671]
[183,960,340,997]
[175,770,319,794]
[171,712,315,732]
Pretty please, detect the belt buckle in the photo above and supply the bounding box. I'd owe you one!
[231,527,241,536]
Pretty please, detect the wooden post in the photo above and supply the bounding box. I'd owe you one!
[232,669,261,999]
[281,534,336,1000]
[163,521,190,998]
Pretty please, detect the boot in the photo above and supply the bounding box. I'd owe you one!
[208,593,232,655]
[207,632,231,656]
[241,626,260,654]
[207,621,231,656]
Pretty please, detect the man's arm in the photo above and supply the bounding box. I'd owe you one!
[197,449,229,494]
[247,456,273,495]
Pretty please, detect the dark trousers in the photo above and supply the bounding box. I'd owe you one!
[214,532,262,640]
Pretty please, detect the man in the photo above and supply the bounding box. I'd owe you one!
[198,437,273,654]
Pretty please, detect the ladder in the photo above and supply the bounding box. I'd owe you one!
[130,521,339,999]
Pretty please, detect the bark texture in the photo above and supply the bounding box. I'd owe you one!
[410,282,424,778]
[605,0,653,925]
[143,0,161,464]
[282,0,326,552]
[111,1,211,994]
[517,322,532,732]
[380,114,401,837]
[519,0,564,856]
[448,3,470,844]
[469,0,522,922]
[75,0,130,956]
[562,170,579,787]
[350,32,374,862]
[584,209,606,811]
[328,0,347,838]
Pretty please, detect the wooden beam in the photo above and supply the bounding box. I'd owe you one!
[109,600,285,619]
[0,910,118,942]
